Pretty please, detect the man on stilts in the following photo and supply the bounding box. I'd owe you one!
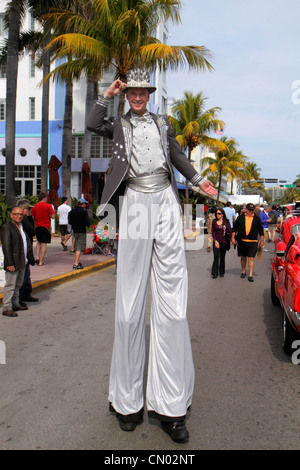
[87,69,217,442]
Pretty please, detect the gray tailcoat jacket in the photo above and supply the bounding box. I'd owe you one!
[87,102,199,214]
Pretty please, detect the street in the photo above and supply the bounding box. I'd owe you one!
[1,237,300,450]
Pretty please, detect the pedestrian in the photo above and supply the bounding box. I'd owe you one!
[0,207,35,317]
[269,204,279,242]
[68,198,90,270]
[231,202,264,282]
[57,197,72,251]
[87,68,218,442]
[259,204,271,250]
[223,201,236,228]
[206,206,216,252]
[211,207,232,278]
[31,192,55,266]
[17,199,39,304]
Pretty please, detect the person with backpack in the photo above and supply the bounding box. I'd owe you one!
[269,205,279,242]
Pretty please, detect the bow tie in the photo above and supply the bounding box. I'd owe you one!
[130,114,153,127]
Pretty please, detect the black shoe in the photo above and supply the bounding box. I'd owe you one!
[212,274,218,279]
[240,272,246,278]
[109,403,143,432]
[248,276,254,282]
[73,264,84,270]
[13,305,28,311]
[161,421,189,442]
[19,301,28,307]
[118,420,138,432]
[22,296,39,302]
[220,273,224,277]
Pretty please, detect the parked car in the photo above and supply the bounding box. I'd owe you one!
[275,213,300,252]
[271,232,300,355]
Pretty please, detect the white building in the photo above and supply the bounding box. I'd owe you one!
[0,2,168,202]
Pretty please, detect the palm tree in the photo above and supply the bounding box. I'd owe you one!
[28,0,73,192]
[201,136,245,204]
[226,147,248,194]
[169,91,225,204]
[2,0,74,203]
[45,0,214,115]
[4,0,26,207]
[242,161,263,189]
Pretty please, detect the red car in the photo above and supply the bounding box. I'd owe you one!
[271,232,300,355]
[275,214,300,252]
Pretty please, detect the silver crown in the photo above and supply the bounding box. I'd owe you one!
[124,68,156,94]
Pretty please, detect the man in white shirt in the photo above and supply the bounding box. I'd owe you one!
[57,197,71,250]
[223,201,236,228]
[1,207,35,317]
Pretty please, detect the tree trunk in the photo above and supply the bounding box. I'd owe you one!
[41,31,50,193]
[81,77,95,197]
[5,1,21,207]
[61,80,73,199]
[82,77,95,166]
[217,169,222,204]
[185,146,192,206]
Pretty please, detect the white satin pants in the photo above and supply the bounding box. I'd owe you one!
[108,186,195,419]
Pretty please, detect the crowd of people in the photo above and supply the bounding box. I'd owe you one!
[206,201,284,282]
[0,194,90,317]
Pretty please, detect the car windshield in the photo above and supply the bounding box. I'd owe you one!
[291,224,300,236]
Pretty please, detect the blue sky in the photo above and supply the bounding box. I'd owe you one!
[166,0,300,185]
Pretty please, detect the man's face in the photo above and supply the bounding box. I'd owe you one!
[126,88,150,115]
[246,208,254,216]
[10,209,23,225]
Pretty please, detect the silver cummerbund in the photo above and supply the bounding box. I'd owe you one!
[126,173,170,193]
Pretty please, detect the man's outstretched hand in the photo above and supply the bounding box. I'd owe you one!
[199,180,218,196]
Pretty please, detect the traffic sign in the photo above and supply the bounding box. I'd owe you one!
[284,184,296,188]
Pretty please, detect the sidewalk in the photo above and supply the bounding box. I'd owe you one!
[0,233,115,301]
[0,227,200,302]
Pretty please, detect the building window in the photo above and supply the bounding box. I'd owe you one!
[0,99,5,120]
[19,148,27,157]
[72,135,112,159]
[91,136,101,158]
[29,97,35,120]
[72,135,84,158]
[14,166,41,196]
[0,165,5,194]
[0,14,8,38]
[29,54,35,78]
